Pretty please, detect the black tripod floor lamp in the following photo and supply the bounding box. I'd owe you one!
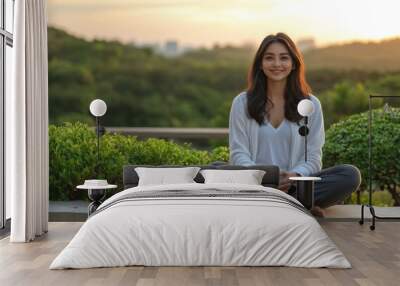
[359,95,400,230]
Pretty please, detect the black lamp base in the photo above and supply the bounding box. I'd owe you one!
[87,189,106,215]
[296,181,315,210]
[359,204,400,231]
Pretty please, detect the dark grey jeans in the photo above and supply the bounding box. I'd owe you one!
[289,164,362,208]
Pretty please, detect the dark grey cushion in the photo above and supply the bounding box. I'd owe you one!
[123,164,280,189]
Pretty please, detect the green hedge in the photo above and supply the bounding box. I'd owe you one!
[323,108,400,206]
[51,109,400,206]
[49,122,229,200]
[349,190,394,207]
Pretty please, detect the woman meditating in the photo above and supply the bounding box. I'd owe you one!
[229,33,361,215]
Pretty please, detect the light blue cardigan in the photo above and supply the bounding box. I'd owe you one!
[229,92,325,176]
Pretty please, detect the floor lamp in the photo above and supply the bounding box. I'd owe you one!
[289,99,321,210]
[89,99,107,177]
[86,99,108,214]
[359,95,400,230]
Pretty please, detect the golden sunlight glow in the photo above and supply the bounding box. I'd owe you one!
[47,0,400,47]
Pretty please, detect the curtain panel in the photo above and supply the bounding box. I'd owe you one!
[7,0,49,242]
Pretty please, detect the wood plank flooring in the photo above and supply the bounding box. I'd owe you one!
[0,222,399,286]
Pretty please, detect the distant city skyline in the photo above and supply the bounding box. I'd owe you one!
[48,0,400,48]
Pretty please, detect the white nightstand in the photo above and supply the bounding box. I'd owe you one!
[77,180,117,215]
[289,176,321,210]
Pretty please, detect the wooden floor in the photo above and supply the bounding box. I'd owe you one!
[0,222,399,286]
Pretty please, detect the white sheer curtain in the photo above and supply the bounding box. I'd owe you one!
[7,0,49,242]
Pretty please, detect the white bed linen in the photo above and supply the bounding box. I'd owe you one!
[50,183,350,269]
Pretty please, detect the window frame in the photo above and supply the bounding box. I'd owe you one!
[1,0,14,230]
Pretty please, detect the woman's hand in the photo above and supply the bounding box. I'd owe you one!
[278,171,299,193]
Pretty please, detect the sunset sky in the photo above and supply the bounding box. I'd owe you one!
[47,0,400,48]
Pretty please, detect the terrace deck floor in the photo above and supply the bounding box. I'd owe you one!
[1,220,399,286]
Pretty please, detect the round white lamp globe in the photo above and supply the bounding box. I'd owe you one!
[297,99,314,117]
[89,99,107,117]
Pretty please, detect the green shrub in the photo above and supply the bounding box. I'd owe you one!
[51,110,400,206]
[49,122,97,200]
[210,146,230,162]
[323,108,400,206]
[49,122,227,200]
[348,190,394,207]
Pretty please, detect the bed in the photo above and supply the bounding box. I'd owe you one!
[50,165,350,269]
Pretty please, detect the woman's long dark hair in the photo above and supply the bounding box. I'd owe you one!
[246,33,311,125]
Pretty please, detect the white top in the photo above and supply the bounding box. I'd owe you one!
[288,177,321,181]
[255,119,291,171]
[229,92,325,176]
[76,184,117,190]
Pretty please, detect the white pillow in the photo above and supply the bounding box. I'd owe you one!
[200,169,266,185]
[135,167,201,186]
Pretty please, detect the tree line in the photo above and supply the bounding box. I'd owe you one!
[48,27,400,129]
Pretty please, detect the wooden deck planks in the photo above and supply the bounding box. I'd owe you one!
[0,222,399,286]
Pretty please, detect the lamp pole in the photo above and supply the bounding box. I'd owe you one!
[293,99,316,210]
[89,99,107,179]
[304,116,308,162]
[96,116,100,178]
[359,94,400,230]
[297,99,313,163]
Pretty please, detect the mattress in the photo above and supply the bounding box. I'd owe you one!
[50,183,350,269]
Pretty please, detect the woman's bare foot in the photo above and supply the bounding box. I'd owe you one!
[310,206,325,217]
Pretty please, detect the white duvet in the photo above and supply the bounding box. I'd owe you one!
[50,183,351,269]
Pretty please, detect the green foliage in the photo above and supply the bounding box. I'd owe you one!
[367,74,400,109]
[49,122,97,200]
[48,27,249,129]
[323,108,400,204]
[210,146,230,162]
[303,38,400,71]
[319,81,370,127]
[48,26,400,134]
[50,118,400,206]
[49,122,228,200]
[348,190,394,207]
[306,69,383,94]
